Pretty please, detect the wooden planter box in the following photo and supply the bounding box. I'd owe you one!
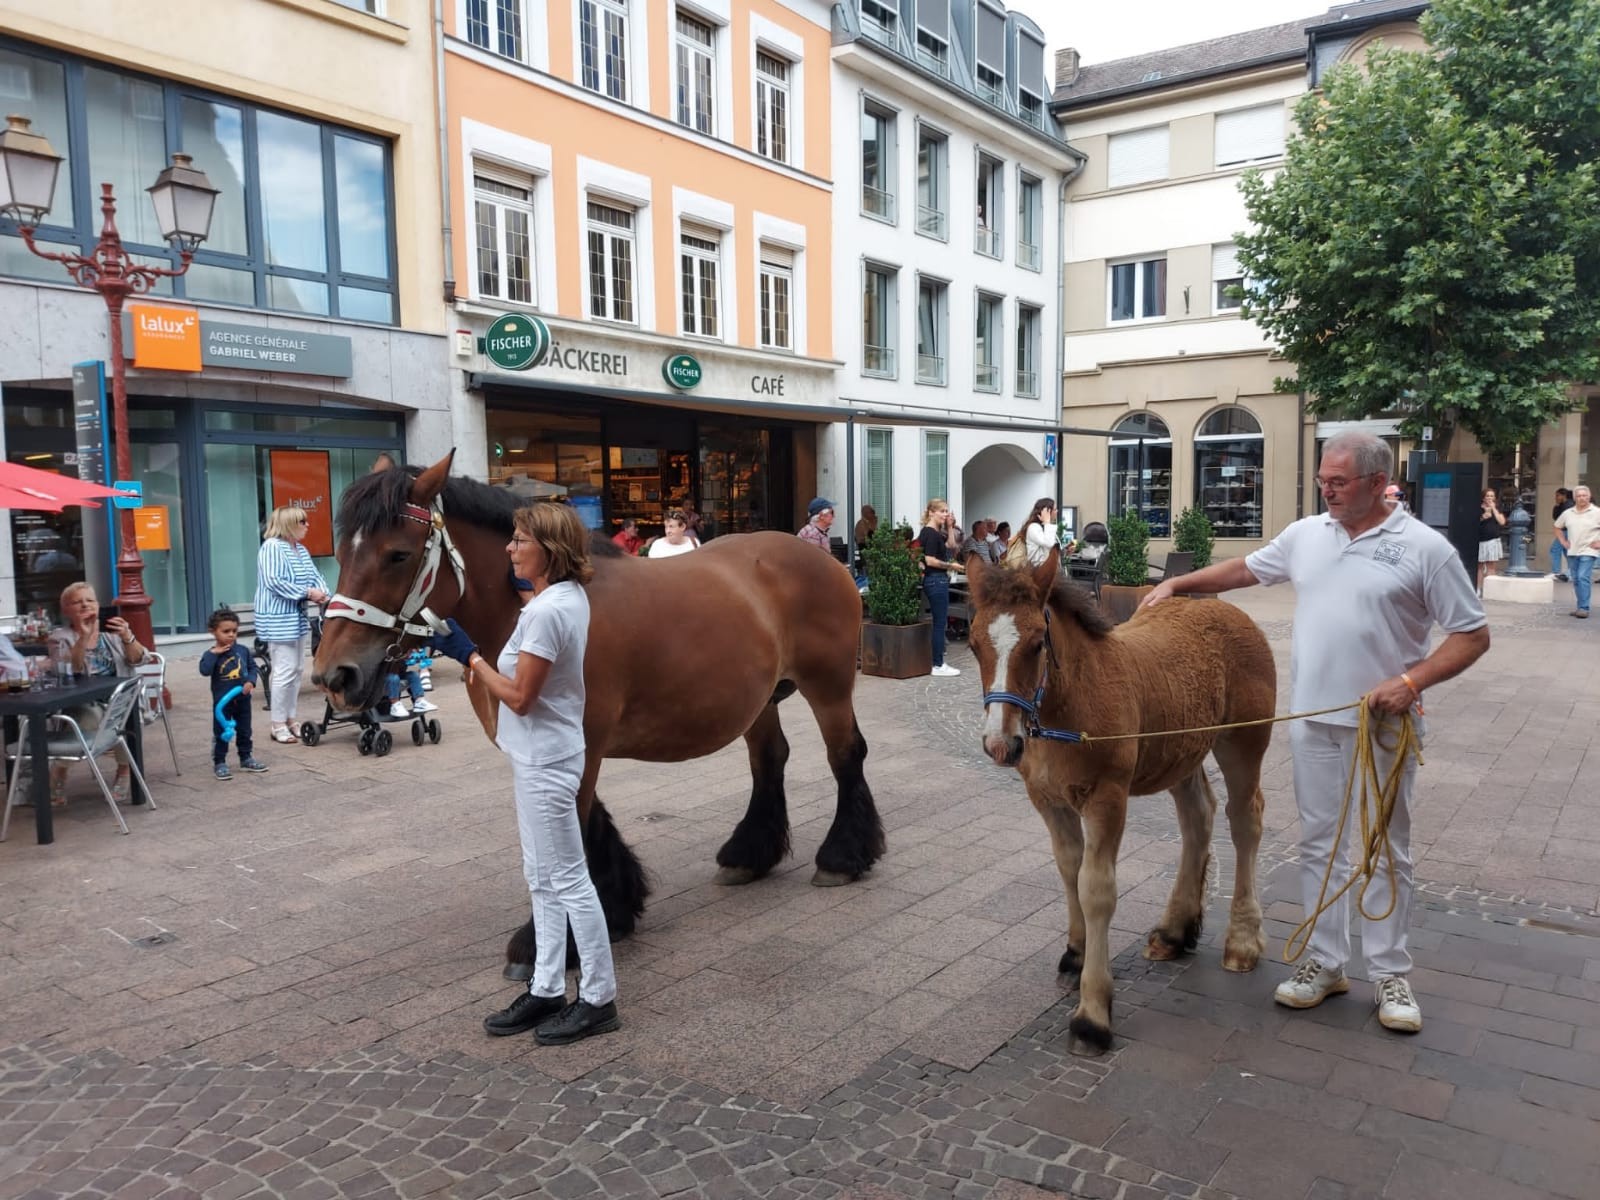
[1099,583,1154,625]
[861,620,933,679]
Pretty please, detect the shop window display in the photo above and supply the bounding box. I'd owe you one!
[1193,407,1264,539]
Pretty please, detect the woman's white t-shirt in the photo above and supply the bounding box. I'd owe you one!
[1025,522,1057,566]
[494,580,589,765]
[648,538,696,558]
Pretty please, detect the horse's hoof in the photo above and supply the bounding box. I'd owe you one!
[1058,946,1084,978]
[1067,1012,1113,1058]
[1222,932,1266,973]
[810,868,855,888]
[1142,928,1187,961]
[502,961,534,982]
[714,865,758,886]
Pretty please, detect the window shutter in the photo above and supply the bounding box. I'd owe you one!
[917,0,948,41]
[1107,126,1169,188]
[866,429,893,518]
[760,243,794,269]
[1018,33,1045,99]
[1214,104,1284,167]
[975,5,1006,71]
[1211,244,1241,281]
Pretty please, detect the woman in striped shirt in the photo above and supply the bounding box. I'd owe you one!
[254,506,330,743]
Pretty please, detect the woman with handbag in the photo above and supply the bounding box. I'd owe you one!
[254,506,330,743]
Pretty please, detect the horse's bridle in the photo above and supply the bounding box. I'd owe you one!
[324,495,466,651]
[981,608,1083,745]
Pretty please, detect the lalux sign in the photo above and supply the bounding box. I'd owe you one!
[481,314,551,370]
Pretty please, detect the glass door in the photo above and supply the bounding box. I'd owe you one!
[129,441,188,632]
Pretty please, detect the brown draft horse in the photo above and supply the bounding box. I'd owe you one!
[313,453,884,975]
[965,548,1275,1056]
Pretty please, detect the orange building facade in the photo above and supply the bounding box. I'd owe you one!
[441,0,839,540]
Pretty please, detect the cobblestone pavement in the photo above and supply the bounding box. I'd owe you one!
[1,584,1597,1199]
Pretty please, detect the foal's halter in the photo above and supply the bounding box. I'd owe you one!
[324,496,466,644]
[981,608,1083,745]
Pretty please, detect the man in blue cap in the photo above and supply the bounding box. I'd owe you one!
[798,497,835,552]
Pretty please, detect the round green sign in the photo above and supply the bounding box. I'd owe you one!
[483,313,550,371]
[663,353,703,391]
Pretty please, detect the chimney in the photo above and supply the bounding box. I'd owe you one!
[1055,47,1081,89]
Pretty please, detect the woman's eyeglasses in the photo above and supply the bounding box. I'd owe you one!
[509,535,535,546]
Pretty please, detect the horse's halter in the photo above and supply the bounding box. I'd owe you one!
[981,608,1083,745]
[324,495,466,647]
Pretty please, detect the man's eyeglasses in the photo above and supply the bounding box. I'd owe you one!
[1315,473,1376,492]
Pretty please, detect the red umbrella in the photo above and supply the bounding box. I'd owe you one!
[0,461,135,507]
[0,483,68,512]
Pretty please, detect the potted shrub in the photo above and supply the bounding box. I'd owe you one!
[1173,505,1215,570]
[1100,511,1153,624]
[859,522,932,678]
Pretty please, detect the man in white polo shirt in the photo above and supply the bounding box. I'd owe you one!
[1142,431,1489,1033]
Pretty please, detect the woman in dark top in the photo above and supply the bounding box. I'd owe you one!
[1477,488,1506,594]
[918,499,963,678]
[1551,487,1574,579]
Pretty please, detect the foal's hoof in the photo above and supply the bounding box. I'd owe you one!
[1057,946,1084,979]
[1067,1012,1114,1058]
[502,961,534,982]
[1222,930,1267,973]
[810,868,855,888]
[1143,928,1188,962]
[714,865,759,886]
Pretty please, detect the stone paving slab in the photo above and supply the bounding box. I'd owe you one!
[0,583,1596,1197]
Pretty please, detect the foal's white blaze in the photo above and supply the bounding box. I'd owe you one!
[351,531,364,553]
[982,612,1020,743]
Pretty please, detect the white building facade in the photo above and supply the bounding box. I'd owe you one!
[826,0,1082,544]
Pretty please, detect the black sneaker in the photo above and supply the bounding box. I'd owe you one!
[238,757,269,773]
[482,990,566,1037]
[534,999,620,1046]
[213,763,232,781]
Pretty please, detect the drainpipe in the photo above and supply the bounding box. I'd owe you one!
[1296,388,1307,520]
[434,0,456,303]
[846,413,857,567]
[1056,155,1085,507]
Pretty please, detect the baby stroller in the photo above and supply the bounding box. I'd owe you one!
[295,646,442,756]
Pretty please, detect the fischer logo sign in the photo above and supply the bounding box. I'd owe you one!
[481,313,551,371]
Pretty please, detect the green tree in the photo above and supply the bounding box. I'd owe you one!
[1236,1,1600,453]
[861,523,923,625]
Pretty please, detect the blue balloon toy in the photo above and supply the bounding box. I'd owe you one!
[215,685,244,745]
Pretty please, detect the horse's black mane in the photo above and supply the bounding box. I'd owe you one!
[976,564,1113,640]
[337,466,625,557]
[337,466,519,539]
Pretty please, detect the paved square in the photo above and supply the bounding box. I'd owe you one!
[1,585,1596,1198]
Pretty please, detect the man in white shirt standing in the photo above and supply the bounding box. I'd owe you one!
[1143,431,1489,1034]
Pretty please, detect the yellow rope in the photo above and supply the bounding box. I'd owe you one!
[1073,700,1362,744]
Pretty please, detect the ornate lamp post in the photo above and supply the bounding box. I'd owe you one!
[0,115,217,647]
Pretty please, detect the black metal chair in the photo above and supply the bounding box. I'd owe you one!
[1147,551,1195,585]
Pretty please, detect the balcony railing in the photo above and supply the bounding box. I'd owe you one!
[974,224,1001,258]
[863,185,896,222]
[916,353,945,385]
[1017,240,1041,271]
[863,343,896,376]
[915,44,951,79]
[1015,369,1039,397]
[977,79,1005,107]
[860,8,897,50]
[975,362,1000,392]
[917,205,947,239]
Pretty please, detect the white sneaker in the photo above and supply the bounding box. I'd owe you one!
[1273,958,1350,1009]
[930,663,961,678]
[1375,975,1422,1032]
[420,667,433,691]
[388,699,410,717]
[410,697,438,714]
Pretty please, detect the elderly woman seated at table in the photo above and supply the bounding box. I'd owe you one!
[45,581,147,805]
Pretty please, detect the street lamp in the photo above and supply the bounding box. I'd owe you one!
[0,114,218,648]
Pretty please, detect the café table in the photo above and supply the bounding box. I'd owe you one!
[0,675,148,845]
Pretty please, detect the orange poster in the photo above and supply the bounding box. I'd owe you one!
[129,303,201,371]
[270,450,333,557]
[133,505,171,552]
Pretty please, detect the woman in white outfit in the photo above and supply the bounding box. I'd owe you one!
[436,501,620,1046]
[253,506,329,743]
[1022,497,1070,567]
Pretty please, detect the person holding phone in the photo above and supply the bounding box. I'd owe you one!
[47,581,147,804]
[1477,488,1506,594]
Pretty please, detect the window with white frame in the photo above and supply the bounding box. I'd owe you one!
[863,262,897,377]
[1214,104,1284,169]
[924,431,948,506]
[1109,256,1166,322]
[975,291,1001,391]
[865,427,893,522]
[1015,303,1040,397]
[335,0,382,13]
[679,225,720,338]
[474,167,535,305]
[975,151,1003,257]
[675,13,715,135]
[759,245,793,351]
[465,0,525,60]
[579,0,629,102]
[915,0,950,77]
[1212,243,1247,312]
[755,51,790,163]
[916,125,948,239]
[1017,172,1042,270]
[1017,30,1047,130]
[586,200,636,323]
[861,101,896,222]
[916,275,947,385]
[1107,125,1169,188]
